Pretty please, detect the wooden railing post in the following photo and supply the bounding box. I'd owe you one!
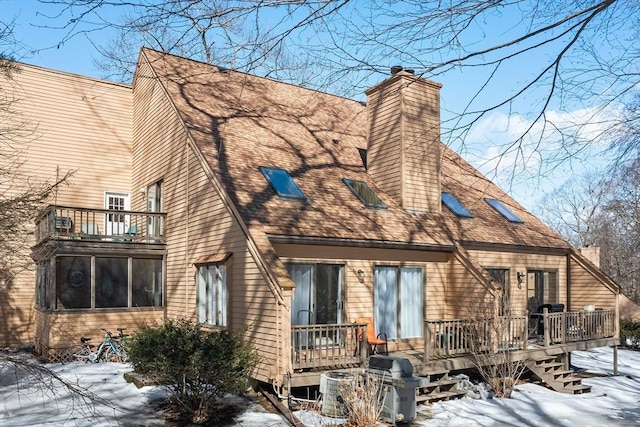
[543,308,550,347]
[424,321,431,362]
[361,324,369,364]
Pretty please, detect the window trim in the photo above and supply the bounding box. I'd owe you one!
[197,262,228,327]
[441,192,473,218]
[374,265,424,340]
[485,198,523,223]
[343,178,387,209]
[259,166,306,201]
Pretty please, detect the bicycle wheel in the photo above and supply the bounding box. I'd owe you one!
[118,346,128,363]
[58,345,91,363]
[98,346,110,362]
[101,346,119,362]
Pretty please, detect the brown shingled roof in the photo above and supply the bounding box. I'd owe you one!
[141,48,571,252]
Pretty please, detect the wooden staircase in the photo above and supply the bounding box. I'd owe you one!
[416,370,467,404]
[527,356,591,394]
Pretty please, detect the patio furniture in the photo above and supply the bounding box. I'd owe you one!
[355,317,388,355]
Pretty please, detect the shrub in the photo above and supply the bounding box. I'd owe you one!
[126,319,259,424]
[339,372,384,427]
[620,320,640,347]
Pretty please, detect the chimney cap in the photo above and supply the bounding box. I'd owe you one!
[390,65,403,75]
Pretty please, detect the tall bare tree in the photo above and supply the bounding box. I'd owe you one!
[36,0,638,171]
[538,158,640,303]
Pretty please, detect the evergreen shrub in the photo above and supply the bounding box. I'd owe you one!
[127,319,259,424]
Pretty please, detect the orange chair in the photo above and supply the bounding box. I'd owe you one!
[355,317,388,355]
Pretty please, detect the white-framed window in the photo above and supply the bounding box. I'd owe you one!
[197,263,227,327]
[147,181,163,237]
[104,191,130,236]
[374,266,424,340]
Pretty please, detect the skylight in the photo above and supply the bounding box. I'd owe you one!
[260,166,306,201]
[485,198,523,223]
[441,192,473,218]
[343,178,386,209]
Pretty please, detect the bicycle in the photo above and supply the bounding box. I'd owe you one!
[57,336,98,363]
[96,328,128,363]
[57,328,128,363]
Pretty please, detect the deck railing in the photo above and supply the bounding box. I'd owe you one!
[35,205,166,244]
[424,315,528,361]
[291,323,367,371]
[542,308,616,346]
[425,309,616,361]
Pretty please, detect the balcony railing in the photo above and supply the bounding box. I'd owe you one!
[35,205,166,244]
[291,323,367,371]
[425,308,616,361]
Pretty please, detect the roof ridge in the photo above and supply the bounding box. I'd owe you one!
[140,47,367,107]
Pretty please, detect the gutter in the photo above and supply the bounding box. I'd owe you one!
[267,234,456,252]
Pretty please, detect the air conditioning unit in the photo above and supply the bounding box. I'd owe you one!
[320,372,354,417]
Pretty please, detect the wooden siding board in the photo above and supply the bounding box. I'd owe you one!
[467,250,567,314]
[0,64,132,345]
[132,58,282,384]
[570,258,616,309]
[366,84,403,202]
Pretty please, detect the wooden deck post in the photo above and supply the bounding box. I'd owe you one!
[613,345,618,376]
[424,321,430,363]
[543,308,550,347]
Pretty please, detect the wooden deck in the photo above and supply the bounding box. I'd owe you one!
[287,309,619,388]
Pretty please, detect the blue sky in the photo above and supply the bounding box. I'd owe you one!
[2,0,618,212]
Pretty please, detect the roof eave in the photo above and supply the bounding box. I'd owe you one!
[267,234,456,252]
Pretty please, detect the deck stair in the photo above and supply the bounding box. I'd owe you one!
[527,356,591,394]
[416,370,467,404]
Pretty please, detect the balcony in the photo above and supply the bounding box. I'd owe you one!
[35,205,166,245]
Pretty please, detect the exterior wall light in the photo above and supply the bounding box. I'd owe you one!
[517,272,526,289]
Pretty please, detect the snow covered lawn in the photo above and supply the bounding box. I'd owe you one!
[1,346,639,426]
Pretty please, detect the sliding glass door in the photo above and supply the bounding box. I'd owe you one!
[288,263,344,326]
[374,266,424,340]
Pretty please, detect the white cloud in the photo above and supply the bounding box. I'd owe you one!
[459,103,622,210]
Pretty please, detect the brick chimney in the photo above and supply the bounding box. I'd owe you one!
[365,68,442,213]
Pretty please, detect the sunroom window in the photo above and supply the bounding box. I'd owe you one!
[441,192,473,218]
[41,255,163,310]
[343,178,386,209]
[260,166,306,201]
[485,198,523,223]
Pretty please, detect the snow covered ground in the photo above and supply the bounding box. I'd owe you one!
[1,346,639,426]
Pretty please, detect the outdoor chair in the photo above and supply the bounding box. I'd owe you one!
[355,317,388,355]
[81,222,100,239]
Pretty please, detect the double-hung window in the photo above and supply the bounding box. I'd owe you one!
[197,263,227,327]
